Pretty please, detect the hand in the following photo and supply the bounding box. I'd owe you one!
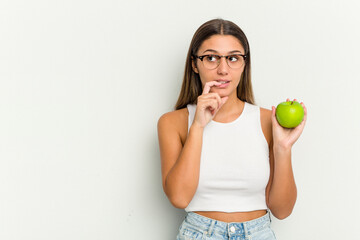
[271,98,307,150]
[192,81,229,128]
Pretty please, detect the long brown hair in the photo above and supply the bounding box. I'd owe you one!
[174,18,255,110]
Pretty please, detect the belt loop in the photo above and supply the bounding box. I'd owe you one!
[243,222,249,238]
[205,220,216,237]
[269,210,272,223]
[226,223,230,237]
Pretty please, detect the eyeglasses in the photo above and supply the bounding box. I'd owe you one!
[193,54,247,70]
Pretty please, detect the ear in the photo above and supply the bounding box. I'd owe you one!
[191,57,199,74]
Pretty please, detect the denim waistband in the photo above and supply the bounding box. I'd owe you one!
[184,210,272,238]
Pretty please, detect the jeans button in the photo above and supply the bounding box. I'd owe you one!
[230,226,235,233]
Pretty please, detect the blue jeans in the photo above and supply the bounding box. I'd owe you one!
[176,210,277,240]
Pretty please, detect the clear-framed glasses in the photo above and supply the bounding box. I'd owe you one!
[193,54,247,70]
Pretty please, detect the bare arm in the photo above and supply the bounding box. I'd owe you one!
[267,142,297,220]
[267,98,307,219]
[157,117,204,209]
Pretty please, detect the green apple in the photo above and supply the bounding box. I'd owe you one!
[275,101,304,128]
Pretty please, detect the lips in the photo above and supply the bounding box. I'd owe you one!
[215,80,230,88]
[215,79,230,84]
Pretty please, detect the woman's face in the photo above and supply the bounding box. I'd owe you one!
[192,34,246,97]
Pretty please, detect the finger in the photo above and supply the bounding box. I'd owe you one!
[203,99,219,111]
[202,81,222,95]
[215,94,221,109]
[271,106,280,127]
[208,99,219,115]
[300,102,307,114]
[296,102,307,127]
[212,93,222,109]
[200,92,222,110]
[219,96,229,107]
[302,103,307,122]
[272,106,277,119]
[201,92,221,102]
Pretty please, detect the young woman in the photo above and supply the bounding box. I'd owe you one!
[157,18,307,240]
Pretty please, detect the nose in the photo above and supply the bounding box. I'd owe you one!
[217,56,229,74]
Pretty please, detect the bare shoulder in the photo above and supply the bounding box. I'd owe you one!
[157,107,189,191]
[260,106,272,119]
[157,107,189,146]
[259,106,273,147]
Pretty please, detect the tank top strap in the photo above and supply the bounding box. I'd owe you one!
[186,103,196,132]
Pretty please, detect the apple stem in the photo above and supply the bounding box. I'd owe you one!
[291,101,293,105]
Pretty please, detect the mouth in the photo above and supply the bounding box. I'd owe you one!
[215,80,230,84]
[215,80,230,88]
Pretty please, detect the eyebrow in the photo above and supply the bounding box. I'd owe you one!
[202,49,243,54]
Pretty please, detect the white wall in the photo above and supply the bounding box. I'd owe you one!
[1,0,359,239]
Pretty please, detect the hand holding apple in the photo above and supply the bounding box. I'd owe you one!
[271,99,307,150]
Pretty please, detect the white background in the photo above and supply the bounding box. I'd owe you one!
[1,0,359,239]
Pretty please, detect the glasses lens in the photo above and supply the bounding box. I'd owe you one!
[203,55,219,69]
[227,55,244,69]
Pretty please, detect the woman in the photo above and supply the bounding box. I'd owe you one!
[157,18,307,240]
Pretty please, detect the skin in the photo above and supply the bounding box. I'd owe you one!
[158,34,307,222]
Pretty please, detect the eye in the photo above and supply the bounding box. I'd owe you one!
[205,55,218,62]
[228,55,240,62]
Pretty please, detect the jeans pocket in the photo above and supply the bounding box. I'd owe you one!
[178,222,205,240]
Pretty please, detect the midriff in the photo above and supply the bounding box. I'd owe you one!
[193,209,267,223]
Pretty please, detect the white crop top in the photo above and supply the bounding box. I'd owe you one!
[184,101,270,213]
